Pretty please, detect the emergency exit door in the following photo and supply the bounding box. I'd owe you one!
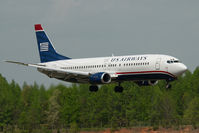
[155,58,161,70]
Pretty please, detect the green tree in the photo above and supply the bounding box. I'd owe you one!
[184,97,199,128]
[47,89,61,129]
[0,75,21,131]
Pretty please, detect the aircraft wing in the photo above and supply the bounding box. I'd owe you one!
[5,60,91,83]
[5,60,117,83]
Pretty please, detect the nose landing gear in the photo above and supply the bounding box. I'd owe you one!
[166,83,172,89]
[166,79,172,89]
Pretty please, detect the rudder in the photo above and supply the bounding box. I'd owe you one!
[35,24,70,63]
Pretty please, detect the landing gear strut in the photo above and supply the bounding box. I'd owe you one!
[89,85,98,92]
[166,79,173,89]
[114,82,124,93]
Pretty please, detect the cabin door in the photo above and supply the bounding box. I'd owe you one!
[104,58,110,71]
[155,58,161,70]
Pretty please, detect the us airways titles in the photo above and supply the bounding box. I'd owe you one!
[110,56,147,62]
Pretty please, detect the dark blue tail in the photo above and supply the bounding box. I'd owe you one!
[35,24,71,63]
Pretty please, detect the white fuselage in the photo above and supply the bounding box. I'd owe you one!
[39,54,187,83]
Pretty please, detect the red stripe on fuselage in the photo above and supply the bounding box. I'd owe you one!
[116,71,176,78]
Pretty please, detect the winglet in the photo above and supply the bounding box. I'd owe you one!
[35,24,43,31]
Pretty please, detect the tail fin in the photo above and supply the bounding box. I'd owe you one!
[35,24,71,63]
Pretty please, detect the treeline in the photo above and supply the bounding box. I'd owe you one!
[1,68,199,132]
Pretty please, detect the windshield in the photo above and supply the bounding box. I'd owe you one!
[167,59,180,64]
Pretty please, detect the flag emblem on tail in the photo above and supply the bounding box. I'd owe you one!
[40,42,49,52]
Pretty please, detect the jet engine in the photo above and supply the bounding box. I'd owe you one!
[89,72,111,84]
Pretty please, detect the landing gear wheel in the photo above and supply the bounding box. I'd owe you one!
[89,85,98,92]
[166,84,172,89]
[165,79,172,90]
[114,86,123,93]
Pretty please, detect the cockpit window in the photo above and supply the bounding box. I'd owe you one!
[167,60,180,64]
[167,61,171,63]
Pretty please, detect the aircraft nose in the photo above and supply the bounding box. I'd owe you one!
[177,63,187,76]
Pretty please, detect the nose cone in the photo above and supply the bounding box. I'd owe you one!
[176,63,187,76]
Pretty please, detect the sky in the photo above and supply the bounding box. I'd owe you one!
[0,0,199,87]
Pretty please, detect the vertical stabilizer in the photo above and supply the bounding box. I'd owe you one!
[35,24,70,63]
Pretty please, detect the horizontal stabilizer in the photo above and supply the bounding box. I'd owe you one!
[4,60,90,77]
[4,60,29,66]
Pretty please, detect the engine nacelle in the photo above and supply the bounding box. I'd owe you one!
[89,72,111,84]
[136,80,158,86]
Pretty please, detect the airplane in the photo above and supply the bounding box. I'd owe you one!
[5,24,187,92]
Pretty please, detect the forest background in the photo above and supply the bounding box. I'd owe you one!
[1,68,199,133]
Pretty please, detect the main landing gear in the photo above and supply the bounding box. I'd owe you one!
[89,85,98,92]
[114,82,124,93]
[89,83,124,93]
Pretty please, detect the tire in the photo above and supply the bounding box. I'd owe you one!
[89,85,98,92]
[166,84,172,89]
[114,86,123,93]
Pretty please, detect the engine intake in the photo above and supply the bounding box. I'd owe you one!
[89,72,111,84]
